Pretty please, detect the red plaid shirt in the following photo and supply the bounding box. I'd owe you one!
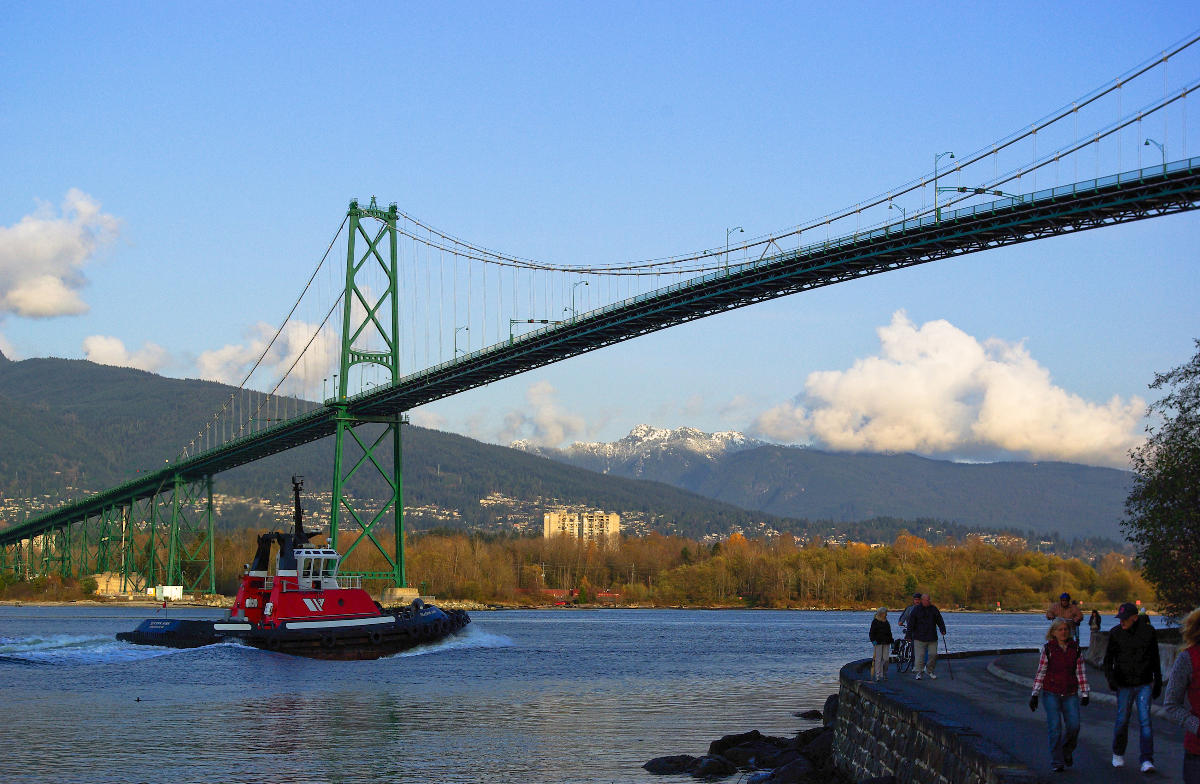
[1032,641,1090,697]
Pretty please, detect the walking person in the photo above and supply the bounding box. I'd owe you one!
[1163,606,1200,784]
[1088,609,1103,647]
[898,593,920,638]
[869,607,893,682]
[1030,618,1091,773]
[1047,592,1084,640]
[909,594,946,680]
[1103,602,1163,772]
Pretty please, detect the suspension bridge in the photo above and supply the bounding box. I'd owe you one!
[3,34,1200,594]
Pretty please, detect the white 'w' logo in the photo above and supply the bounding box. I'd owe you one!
[302,598,325,612]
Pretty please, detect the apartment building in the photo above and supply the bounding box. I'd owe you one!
[543,510,621,549]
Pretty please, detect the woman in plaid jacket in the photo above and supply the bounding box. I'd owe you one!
[1029,618,1091,773]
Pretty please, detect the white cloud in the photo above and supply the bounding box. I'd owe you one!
[83,335,170,373]
[0,190,120,318]
[462,410,496,443]
[720,394,754,420]
[409,409,447,430]
[196,319,338,396]
[499,381,587,447]
[682,394,706,418]
[0,331,16,360]
[751,311,1144,468]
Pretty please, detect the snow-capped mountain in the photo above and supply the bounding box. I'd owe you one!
[514,424,764,479]
[511,424,1132,540]
[573,424,761,460]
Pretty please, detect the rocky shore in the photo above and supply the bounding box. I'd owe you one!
[642,695,889,783]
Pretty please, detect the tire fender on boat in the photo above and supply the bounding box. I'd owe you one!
[320,634,336,648]
[368,630,383,645]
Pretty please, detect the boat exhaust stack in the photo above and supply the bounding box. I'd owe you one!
[291,475,305,542]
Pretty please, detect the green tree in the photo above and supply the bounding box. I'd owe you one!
[1123,339,1200,619]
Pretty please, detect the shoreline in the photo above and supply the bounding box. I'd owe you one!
[0,597,1137,615]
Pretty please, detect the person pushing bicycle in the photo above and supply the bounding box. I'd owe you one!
[899,592,921,639]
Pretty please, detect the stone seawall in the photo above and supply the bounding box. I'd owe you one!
[832,654,1038,784]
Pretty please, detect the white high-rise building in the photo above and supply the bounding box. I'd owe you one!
[543,510,620,549]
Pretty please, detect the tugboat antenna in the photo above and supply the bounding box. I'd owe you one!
[291,476,307,544]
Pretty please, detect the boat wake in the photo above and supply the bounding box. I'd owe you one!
[0,633,192,665]
[390,624,512,657]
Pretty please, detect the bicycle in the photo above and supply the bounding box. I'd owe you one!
[891,637,914,673]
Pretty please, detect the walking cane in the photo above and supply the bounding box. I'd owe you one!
[941,632,954,680]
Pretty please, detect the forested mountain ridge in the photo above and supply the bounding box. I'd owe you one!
[0,355,800,539]
[0,353,1131,542]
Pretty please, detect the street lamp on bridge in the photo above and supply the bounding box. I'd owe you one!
[888,201,907,224]
[933,151,955,222]
[454,325,469,357]
[564,280,589,320]
[1144,138,1166,175]
[725,226,743,273]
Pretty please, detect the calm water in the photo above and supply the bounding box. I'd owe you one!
[0,606,1130,784]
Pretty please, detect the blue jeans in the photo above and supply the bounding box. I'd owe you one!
[1042,692,1080,767]
[1113,683,1154,763]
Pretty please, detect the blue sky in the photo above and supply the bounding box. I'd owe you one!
[2,3,1199,469]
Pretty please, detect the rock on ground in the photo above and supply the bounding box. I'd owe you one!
[643,755,698,774]
[691,755,738,778]
[822,694,839,727]
[643,694,857,782]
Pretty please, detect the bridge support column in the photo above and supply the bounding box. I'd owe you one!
[119,498,144,595]
[94,504,120,576]
[329,197,406,589]
[160,474,216,595]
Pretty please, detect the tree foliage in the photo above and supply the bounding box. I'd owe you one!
[5,526,1152,610]
[207,526,1148,610]
[1123,339,1200,619]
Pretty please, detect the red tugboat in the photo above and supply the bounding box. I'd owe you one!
[117,478,469,660]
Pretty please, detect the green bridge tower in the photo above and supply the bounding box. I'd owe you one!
[328,197,407,589]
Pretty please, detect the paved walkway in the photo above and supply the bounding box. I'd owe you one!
[860,650,1187,783]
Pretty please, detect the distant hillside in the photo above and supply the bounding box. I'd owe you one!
[0,356,1132,543]
[0,355,277,492]
[519,426,1135,541]
[0,356,797,539]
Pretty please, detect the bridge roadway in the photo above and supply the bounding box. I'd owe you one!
[854,649,1187,781]
[4,157,1200,545]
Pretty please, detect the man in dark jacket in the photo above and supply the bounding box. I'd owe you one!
[1103,602,1162,773]
[909,594,947,680]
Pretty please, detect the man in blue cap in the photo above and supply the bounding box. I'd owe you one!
[1046,592,1084,640]
[1103,602,1162,773]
